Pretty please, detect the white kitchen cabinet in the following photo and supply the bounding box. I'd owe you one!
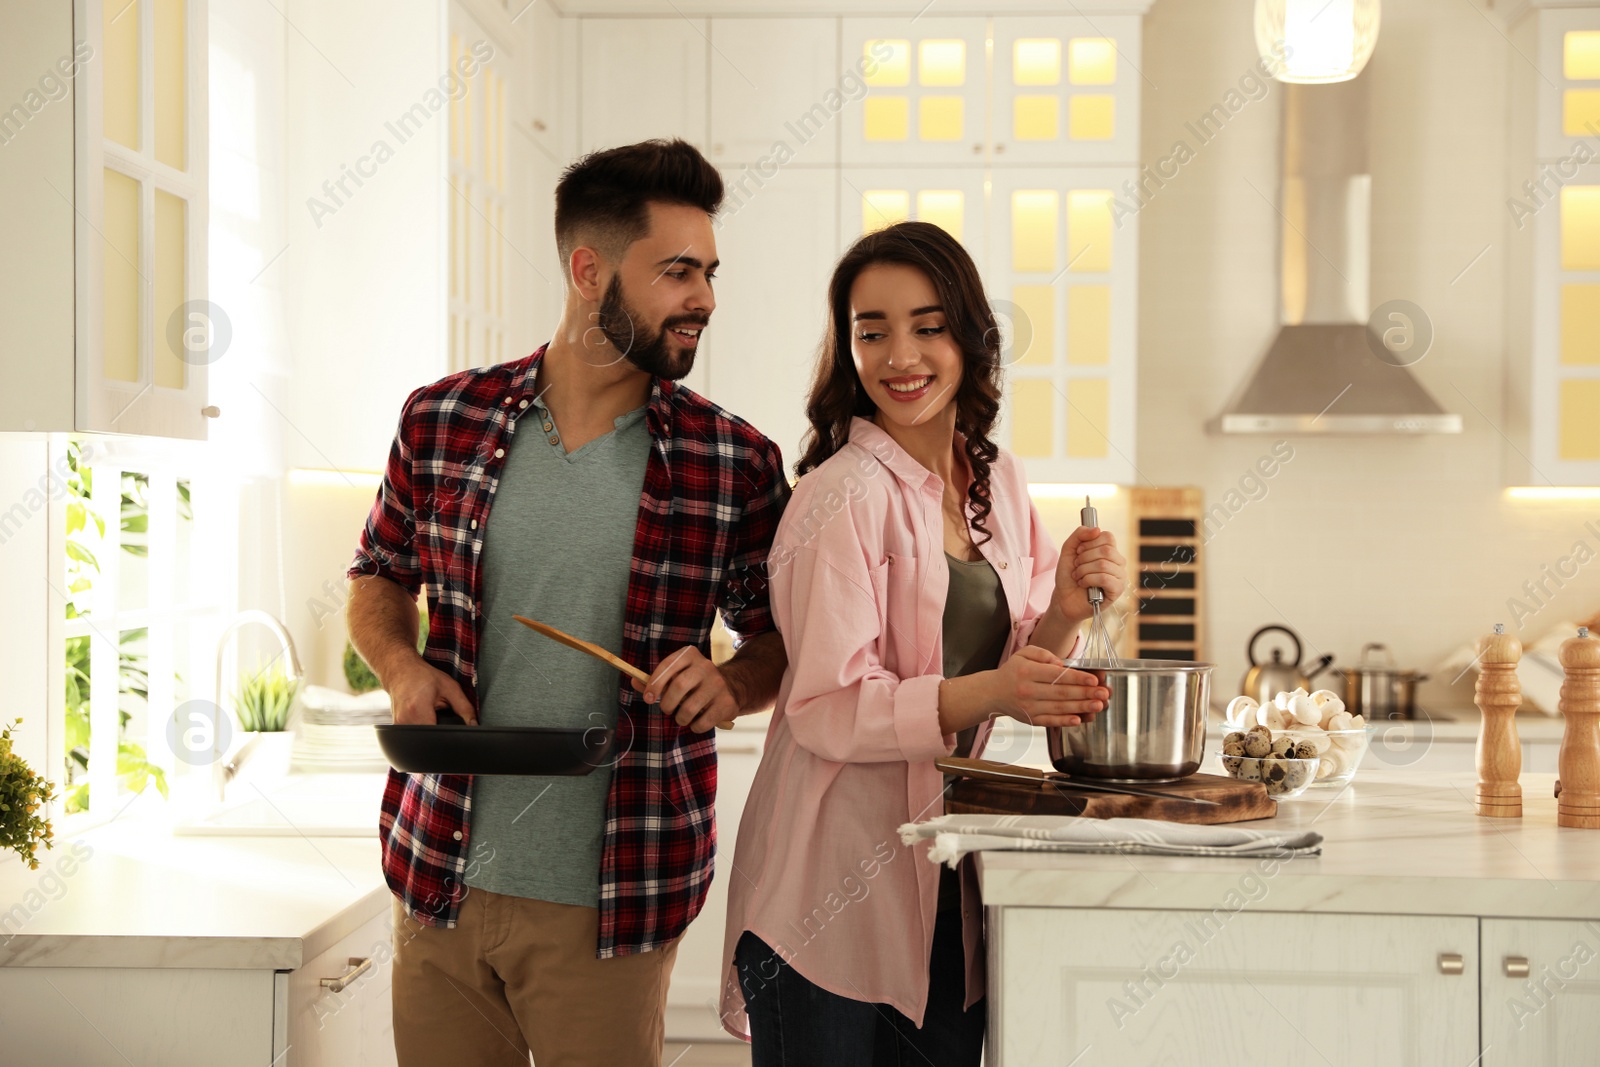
[1481,917,1600,1066]
[0,965,277,1065]
[1507,5,1600,485]
[666,717,768,1040]
[0,900,395,1067]
[524,0,567,165]
[285,900,398,1067]
[840,18,989,167]
[991,908,1480,1067]
[578,18,708,154]
[840,14,1143,168]
[0,0,211,440]
[991,16,1142,166]
[710,18,840,167]
[280,0,563,472]
[702,167,840,471]
[1529,8,1600,163]
[574,7,1152,486]
[989,166,1139,485]
[280,1,452,472]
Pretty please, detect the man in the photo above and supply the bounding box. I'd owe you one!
[347,138,789,1066]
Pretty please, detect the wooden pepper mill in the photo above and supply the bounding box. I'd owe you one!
[1557,626,1600,829]
[1475,623,1523,818]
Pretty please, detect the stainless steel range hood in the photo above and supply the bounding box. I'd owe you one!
[1213,75,1461,435]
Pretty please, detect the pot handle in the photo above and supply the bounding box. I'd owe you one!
[1306,653,1335,681]
[1359,643,1394,668]
[1248,625,1303,669]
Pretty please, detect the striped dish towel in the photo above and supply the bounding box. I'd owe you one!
[899,815,1323,867]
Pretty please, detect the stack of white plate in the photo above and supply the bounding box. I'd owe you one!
[292,685,392,772]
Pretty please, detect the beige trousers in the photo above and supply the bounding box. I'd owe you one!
[390,889,680,1067]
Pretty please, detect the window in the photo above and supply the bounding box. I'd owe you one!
[57,436,226,824]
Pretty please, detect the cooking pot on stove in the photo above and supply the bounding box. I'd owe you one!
[1336,643,1428,720]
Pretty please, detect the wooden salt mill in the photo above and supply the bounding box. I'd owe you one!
[1557,626,1600,829]
[1475,623,1523,818]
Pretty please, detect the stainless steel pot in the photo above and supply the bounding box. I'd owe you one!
[1337,643,1427,720]
[1046,659,1215,782]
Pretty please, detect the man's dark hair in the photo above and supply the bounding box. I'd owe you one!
[554,138,724,278]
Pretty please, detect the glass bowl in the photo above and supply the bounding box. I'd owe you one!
[1274,726,1372,787]
[1218,754,1318,798]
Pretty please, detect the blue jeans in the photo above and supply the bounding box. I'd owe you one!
[734,870,986,1067]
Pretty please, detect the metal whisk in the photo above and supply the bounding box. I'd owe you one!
[1077,495,1120,667]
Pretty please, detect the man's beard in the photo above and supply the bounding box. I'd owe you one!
[594,274,706,382]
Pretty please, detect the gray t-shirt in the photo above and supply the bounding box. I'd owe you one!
[464,396,650,908]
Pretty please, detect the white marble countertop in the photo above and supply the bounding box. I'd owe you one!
[0,815,386,971]
[975,772,1600,921]
[1205,708,1568,744]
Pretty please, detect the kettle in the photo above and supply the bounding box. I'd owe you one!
[1241,624,1334,704]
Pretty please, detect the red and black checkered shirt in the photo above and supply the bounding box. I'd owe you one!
[350,344,788,957]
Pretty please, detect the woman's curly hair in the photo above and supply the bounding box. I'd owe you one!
[796,220,1004,544]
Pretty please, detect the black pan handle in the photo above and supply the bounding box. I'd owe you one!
[435,709,467,725]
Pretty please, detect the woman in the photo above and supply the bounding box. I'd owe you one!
[718,221,1128,1064]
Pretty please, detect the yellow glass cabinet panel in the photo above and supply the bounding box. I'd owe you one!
[102,169,142,384]
[1011,379,1055,458]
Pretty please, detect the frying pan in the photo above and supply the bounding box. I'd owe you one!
[376,710,615,776]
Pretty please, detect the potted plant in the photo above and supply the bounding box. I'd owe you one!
[229,665,300,782]
[0,719,56,870]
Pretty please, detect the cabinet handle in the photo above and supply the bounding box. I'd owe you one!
[201,405,221,418]
[1438,953,1464,976]
[995,142,1006,154]
[972,143,983,154]
[717,743,760,755]
[320,956,373,993]
[1504,956,1530,978]
[532,118,547,132]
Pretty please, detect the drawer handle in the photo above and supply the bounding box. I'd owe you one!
[1505,956,1530,978]
[1438,953,1464,976]
[717,744,761,755]
[321,956,373,993]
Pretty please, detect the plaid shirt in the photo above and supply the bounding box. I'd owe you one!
[350,344,788,957]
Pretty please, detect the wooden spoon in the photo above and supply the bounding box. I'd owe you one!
[512,616,734,731]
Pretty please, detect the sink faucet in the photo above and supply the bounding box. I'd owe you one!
[211,610,303,802]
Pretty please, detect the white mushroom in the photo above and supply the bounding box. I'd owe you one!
[1226,696,1260,728]
[1289,693,1322,726]
[1323,747,1351,776]
[1332,729,1366,752]
[1315,756,1336,779]
[1325,710,1355,733]
[1310,689,1341,707]
[1292,730,1332,755]
[1258,704,1289,730]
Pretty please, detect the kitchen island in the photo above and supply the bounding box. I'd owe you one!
[977,771,1600,1067]
[0,816,393,1066]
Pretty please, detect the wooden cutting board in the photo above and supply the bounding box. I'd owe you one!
[946,772,1276,825]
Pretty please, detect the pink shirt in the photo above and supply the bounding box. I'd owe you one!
[719,416,1081,1037]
